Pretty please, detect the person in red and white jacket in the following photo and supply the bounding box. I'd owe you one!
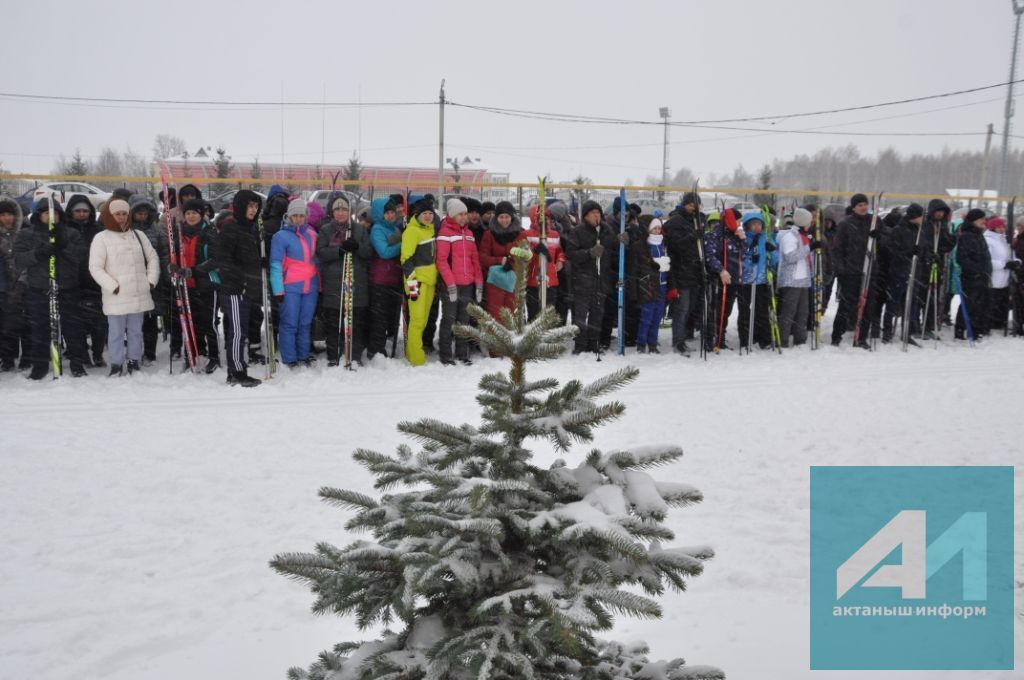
[435,199,483,365]
[522,202,566,321]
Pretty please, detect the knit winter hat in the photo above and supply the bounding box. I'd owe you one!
[792,207,813,228]
[681,192,701,207]
[904,203,925,220]
[182,198,205,215]
[463,197,482,214]
[963,208,987,225]
[849,193,869,208]
[648,218,664,232]
[446,198,468,217]
[330,196,350,212]
[494,201,516,218]
[411,199,433,219]
[108,199,130,214]
[987,216,1006,231]
[706,210,721,223]
[286,198,308,217]
[548,201,568,220]
[741,210,764,227]
[481,201,496,215]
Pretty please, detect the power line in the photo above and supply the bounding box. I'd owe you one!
[0,92,433,109]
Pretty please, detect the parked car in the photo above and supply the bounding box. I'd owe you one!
[25,181,112,212]
[306,189,369,217]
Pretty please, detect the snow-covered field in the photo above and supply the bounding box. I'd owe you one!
[1,318,1021,679]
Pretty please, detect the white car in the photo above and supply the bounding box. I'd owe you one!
[31,182,112,210]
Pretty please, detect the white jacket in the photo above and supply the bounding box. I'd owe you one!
[984,229,1015,289]
[89,228,160,315]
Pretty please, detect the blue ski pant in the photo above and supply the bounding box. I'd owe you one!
[637,286,667,347]
[278,289,318,364]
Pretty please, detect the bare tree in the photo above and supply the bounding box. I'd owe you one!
[153,134,187,161]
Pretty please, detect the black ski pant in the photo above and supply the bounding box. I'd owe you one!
[572,287,605,353]
[439,284,474,362]
[737,283,772,349]
[0,289,31,365]
[368,283,402,358]
[831,274,880,344]
[710,281,739,349]
[986,287,1009,332]
[423,294,439,350]
[192,289,219,360]
[323,304,367,363]
[220,293,250,375]
[955,284,987,339]
[80,291,106,362]
[25,287,87,371]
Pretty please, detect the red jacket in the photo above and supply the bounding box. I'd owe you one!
[522,226,565,288]
[436,217,483,287]
[479,225,529,276]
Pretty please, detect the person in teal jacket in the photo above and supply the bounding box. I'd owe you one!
[270,199,320,367]
[738,210,776,350]
[368,197,404,359]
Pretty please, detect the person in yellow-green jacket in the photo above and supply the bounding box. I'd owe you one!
[400,199,438,365]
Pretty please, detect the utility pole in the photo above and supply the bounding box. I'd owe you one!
[978,123,995,208]
[659,107,671,202]
[438,79,446,211]
[999,1,1024,197]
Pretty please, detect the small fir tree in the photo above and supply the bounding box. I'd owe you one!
[272,255,722,680]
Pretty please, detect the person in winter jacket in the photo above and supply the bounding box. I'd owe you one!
[776,207,817,347]
[316,193,372,366]
[88,198,160,376]
[599,197,639,348]
[270,199,320,367]
[130,195,170,363]
[13,198,89,379]
[982,216,1020,333]
[704,207,745,350]
[478,200,528,324]
[463,197,485,244]
[435,198,483,365]
[876,203,924,344]
[737,211,775,350]
[401,199,438,366]
[368,197,405,359]
[635,218,670,352]
[169,199,222,374]
[251,184,290,360]
[830,193,883,348]
[546,200,575,324]
[563,200,617,354]
[914,199,956,337]
[0,196,29,371]
[523,201,566,321]
[662,192,705,354]
[954,209,993,340]
[64,194,107,366]
[199,190,263,386]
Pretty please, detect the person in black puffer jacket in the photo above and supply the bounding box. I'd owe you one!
[198,190,263,386]
[830,193,884,347]
[662,192,705,354]
[563,200,617,354]
[954,209,992,340]
[878,203,925,343]
[13,198,89,379]
[64,194,108,366]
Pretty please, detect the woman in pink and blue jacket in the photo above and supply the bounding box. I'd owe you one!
[270,199,321,367]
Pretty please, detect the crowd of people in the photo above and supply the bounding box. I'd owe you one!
[0,184,1021,386]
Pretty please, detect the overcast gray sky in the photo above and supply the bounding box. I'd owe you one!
[0,0,1017,185]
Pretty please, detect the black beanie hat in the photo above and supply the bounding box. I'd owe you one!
[411,198,434,218]
[182,198,205,215]
[964,208,987,225]
[463,197,482,214]
[389,193,404,207]
[481,201,496,214]
[383,199,398,214]
[494,201,516,218]
[627,202,642,218]
[849,193,869,208]
[112,188,133,201]
[904,203,924,220]
[681,192,700,207]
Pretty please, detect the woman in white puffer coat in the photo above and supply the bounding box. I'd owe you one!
[89,198,160,376]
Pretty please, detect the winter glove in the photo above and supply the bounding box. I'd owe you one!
[341,238,359,253]
[502,257,514,271]
[868,229,882,240]
[666,287,680,301]
[1006,260,1022,272]
[35,243,56,259]
[447,284,458,303]
[510,246,532,261]
[534,242,550,259]
[809,239,825,251]
[178,267,192,279]
[406,279,420,300]
[475,286,483,303]
[764,241,777,252]
[751,252,761,265]
[590,243,604,259]
[649,260,661,271]
[617,232,629,245]
[260,256,269,269]
[54,230,68,251]
[386,230,403,245]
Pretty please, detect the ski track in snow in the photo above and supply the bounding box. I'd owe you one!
[1,317,1021,680]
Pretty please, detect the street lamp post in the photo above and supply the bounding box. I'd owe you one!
[659,107,671,201]
[999,1,1024,197]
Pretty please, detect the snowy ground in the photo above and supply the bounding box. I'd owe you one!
[1,310,1021,680]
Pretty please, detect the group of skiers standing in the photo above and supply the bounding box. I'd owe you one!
[1,185,1021,386]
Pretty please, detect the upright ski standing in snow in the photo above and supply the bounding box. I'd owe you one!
[256,215,277,379]
[616,187,626,356]
[160,171,199,374]
[692,180,708,360]
[47,192,62,379]
[537,177,549,311]
[900,203,926,351]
